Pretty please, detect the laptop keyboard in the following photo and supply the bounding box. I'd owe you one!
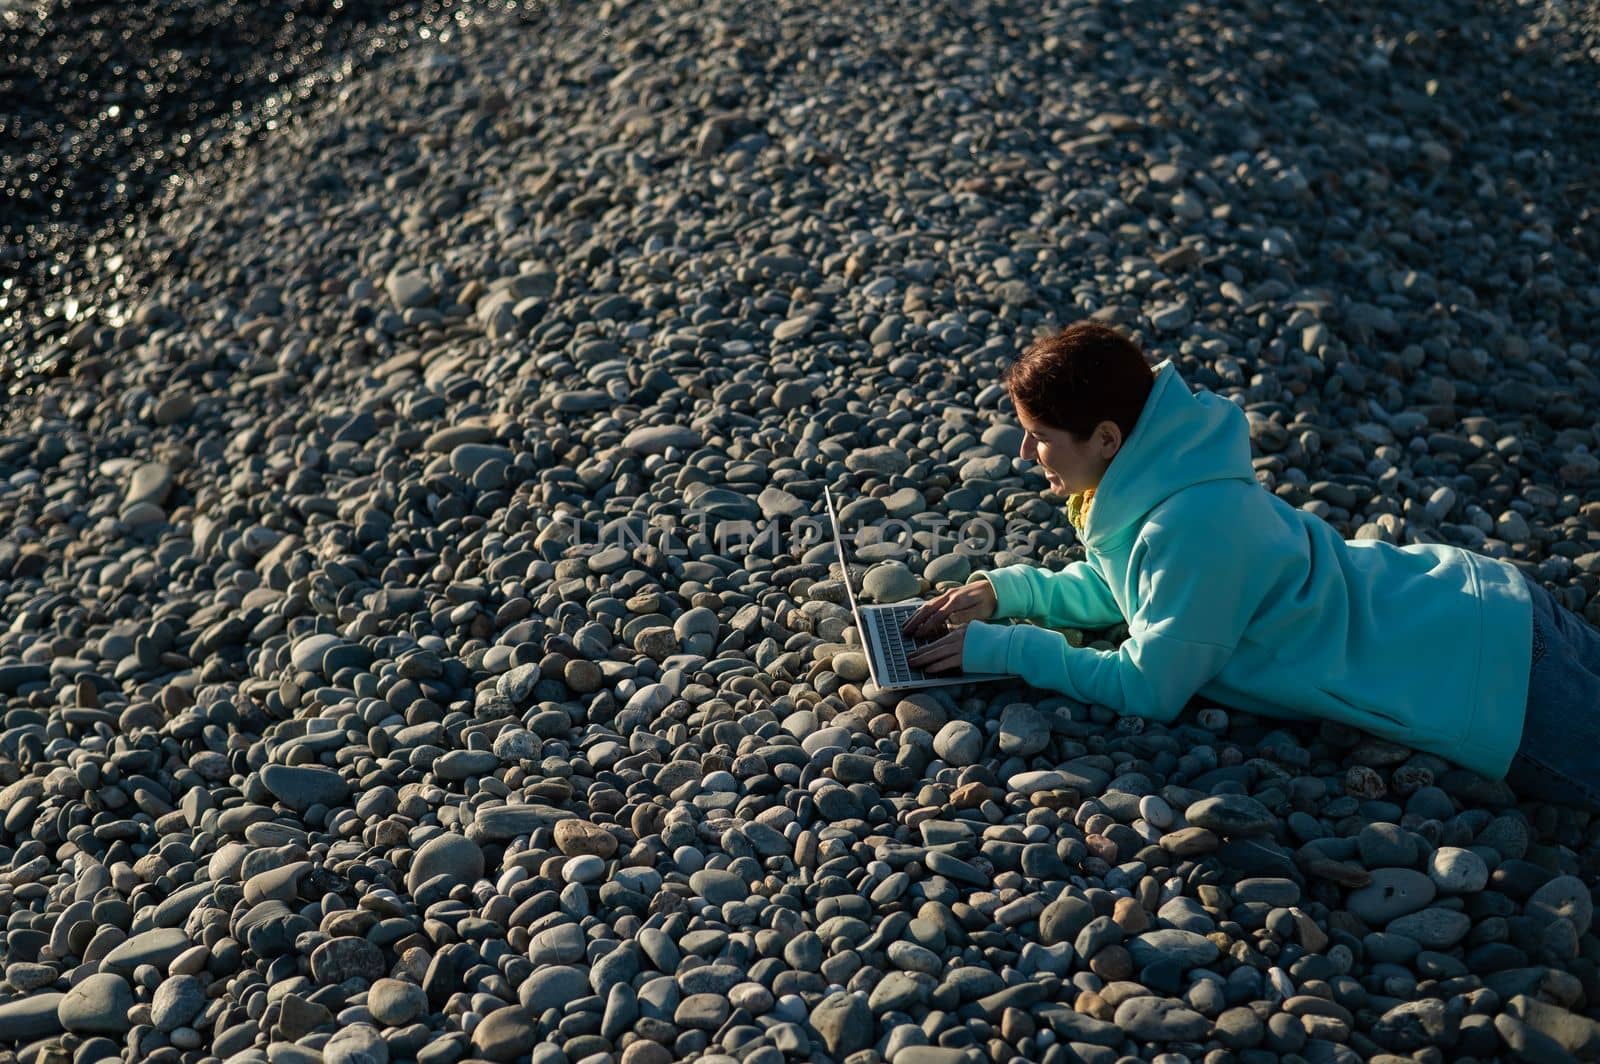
[869,603,939,687]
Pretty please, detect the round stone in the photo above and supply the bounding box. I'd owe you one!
[1526,875,1594,937]
[99,928,190,978]
[368,979,427,1027]
[863,561,919,602]
[496,662,541,703]
[471,1006,538,1062]
[621,424,701,455]
[1128,929,1220,969]
[925,553,972,585]
[449,443,512,489]
[57,973,134,1035]
[324,1023,387,1064]
[1357,822,1419,868]
[150,974,206,1032]
[1347,868,1437,925]
[809,991,873,1058]
[386,268,435,308]
[689,869,747,906]
[554,818,619,858]
[673,606,719,639]
[406,832,485,893]
[1184,794,1276,836]
[5,963,57,993]
[1114,996,1210,1041]
[958,454,1011,481]
[520,966,590,1013]
[0,994,64,1040]
[896,694,948,732]
[290,633,345,674]
[260,764,351,813]
[933,720,983,766]
[634,625,679,661]
[1427,846,1488,894]
[844,447,909,477]
[491,728,539,761]
[621,1043,673,1064]
[310,937,385,985]
[1140,795,1174,829]
[564,658,604,693]
[125,460,174,507]
[997,703,1049,757]
[1385,907,1472,949]
[528,924,586,966]
[562,854,606,883]
[729,982,774,1014]
[832,651,871,683]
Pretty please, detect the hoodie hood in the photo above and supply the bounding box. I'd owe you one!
[1079,359,1257,550]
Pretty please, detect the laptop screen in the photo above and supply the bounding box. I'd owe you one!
[821,486,861,617]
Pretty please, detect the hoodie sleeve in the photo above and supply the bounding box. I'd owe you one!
[963,518,1260,722]
[975,562,1124,629]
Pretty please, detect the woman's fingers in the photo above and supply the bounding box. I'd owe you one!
[904,634,941,665]
[906,627,966,673]
[903,592,952,635]
[940,591,984,628]
[909,643,962,673]
[905,585,988,636]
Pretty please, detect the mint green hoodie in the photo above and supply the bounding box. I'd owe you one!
[961,359,1534,781]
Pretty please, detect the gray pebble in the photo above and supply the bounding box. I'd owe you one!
[324,1023,389,1064]
[1347,867,1437,925]
[1185,794,1276,836]
[933,720,983,766]
[150,974,206,1032]
[1114,996,1211,1041]
[1426,846,1488,893]
[689,869,747,906]
[406,832,485,893]
[57,972,133,1035]
[368,979,427,1027]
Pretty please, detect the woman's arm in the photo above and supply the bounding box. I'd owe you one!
[962,519,1263,720]
[961,615,1234,722]
[975,561,1125,630]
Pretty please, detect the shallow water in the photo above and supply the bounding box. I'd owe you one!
[0,0,462,329]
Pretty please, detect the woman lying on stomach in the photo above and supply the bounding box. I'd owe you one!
[904,320,1600,806]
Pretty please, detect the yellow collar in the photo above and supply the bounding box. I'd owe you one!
[1066,488,1096,531]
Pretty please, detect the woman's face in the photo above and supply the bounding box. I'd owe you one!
[1015,404,1122,496]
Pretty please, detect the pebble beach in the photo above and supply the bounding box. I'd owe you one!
[4,1,1600,1063]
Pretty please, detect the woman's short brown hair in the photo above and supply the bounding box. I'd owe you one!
[1002,322,1154,443]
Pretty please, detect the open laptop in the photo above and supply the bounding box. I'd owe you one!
[821,486,1010,692]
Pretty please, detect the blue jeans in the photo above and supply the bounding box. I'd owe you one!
[1505,573,1600,809]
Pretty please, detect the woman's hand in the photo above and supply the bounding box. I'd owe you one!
[902,580,997,639]
[906,623,969,674]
